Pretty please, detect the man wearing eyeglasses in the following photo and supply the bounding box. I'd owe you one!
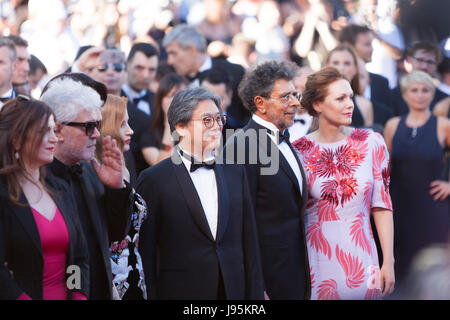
[137,87,264,300]
[390,41,449,116]
[40,73,132,300]
[223,60,310,300]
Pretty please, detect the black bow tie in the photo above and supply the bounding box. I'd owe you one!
[294,119,306,124]
[190,161,216,172]
[267,129,290,144]
[133,91,149,106]
[186,72,200,83]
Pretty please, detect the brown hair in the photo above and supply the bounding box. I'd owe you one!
[300,66,346,117]
[325,44,361,95]
[0,97,54,205]
[95,94,128,161]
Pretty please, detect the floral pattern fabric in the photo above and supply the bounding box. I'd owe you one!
[293,129,392,300]
[110,192,148,299]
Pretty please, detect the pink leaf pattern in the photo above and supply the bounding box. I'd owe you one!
[317,279,341,300]
[292,129,391,299]
[350,212,372,255]
[336,245,365,289]
[306,222,332,260]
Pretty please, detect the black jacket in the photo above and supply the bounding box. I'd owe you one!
[137,152,264,300]
[46,159,132,299]
[0,175,89,300]
[223,119,311,299]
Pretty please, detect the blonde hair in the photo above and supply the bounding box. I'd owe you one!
[95,94,128,161]
[400,70,436,95]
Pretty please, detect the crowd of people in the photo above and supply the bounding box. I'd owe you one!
[0,0,449,300]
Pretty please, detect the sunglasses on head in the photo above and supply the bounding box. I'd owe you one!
[96,63,125,73]
[62,120,101,137]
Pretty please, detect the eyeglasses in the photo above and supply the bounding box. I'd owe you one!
[96,63,125,73]
[267,91,301,105]
[412,56,437,66]
[193,115,227,128]
[63,120,101,137]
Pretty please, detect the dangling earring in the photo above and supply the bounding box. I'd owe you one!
[15,151,19,159]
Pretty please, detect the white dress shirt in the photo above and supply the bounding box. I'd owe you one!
[0,87,15,110]
[178,148,218,240]
[252,114,303,193]
[288,112,313,143]
[122,84,152,116]
[188,56,213,88]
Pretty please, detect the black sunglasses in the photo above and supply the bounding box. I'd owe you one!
[96,63,125,73]
[63,120,101,137]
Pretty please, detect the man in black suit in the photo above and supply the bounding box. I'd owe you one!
[40,73,132,299]
[122,42,158,118]
[162,24,250,128]
[223,60,310,299]
[137,87,264,300]
[390,41,448,116]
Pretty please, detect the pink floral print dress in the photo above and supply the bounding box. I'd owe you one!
[293,128,393,300]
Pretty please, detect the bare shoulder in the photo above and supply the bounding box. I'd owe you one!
[433,96,450,117]
[384,116,401,136]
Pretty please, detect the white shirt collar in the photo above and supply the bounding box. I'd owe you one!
[122,84,146,100]
[252,113,280,136]
[198,55,213,73]
[1,87,14,99]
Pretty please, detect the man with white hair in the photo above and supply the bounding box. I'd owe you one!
[40,73,132,300]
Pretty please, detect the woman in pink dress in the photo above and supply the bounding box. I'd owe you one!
[0,97,89,300]
[292,67,395,299]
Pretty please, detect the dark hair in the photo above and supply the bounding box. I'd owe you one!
[238,60,299,113]
[150,73,187,147]
[127,42,159,62]
[0,97,54,205]
[5,35,28,47]
[408,41,443,64]
[41,72,108,105]
[325,44,361,95]
[438,57,450,75]
[29,54,47,76]
[300,66,346,117]
[200,66,232,92]
[338,24,371,45]
[74,45,94,61]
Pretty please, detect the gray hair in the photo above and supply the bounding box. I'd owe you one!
[400,70,436,95]
[238,60,299,113]
[0,37,17,62]
[40,77,103,123]
[168,87,221,134]
[162,24,207,53]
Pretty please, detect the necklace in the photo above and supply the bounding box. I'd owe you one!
[411,127,418,138]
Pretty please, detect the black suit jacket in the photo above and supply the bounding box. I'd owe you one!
[46,160,132,299]
[137,152,264,300]
[369,72,391,108]
[222,119,311,299]
[0,176,89,300]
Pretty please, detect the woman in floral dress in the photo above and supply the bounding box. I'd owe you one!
[292,67,395,299]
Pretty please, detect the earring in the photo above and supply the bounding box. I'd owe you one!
[15,151,19,159]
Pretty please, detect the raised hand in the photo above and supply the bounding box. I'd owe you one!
[91,136,124,189]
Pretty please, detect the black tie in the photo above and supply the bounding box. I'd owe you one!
[190,161,216,172]
[133,91,149,106]
[294,119,306,124]
[278,129,290,144]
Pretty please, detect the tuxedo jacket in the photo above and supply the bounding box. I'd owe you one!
[369,72,391,108]
[46,160,132,299]
[137,152,264,300]
[222,119,311,299]
[0,176,89,300]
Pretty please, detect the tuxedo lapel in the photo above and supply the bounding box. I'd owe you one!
[14,195,42,257]
[172,154,215,242]
[214,164,229,243]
